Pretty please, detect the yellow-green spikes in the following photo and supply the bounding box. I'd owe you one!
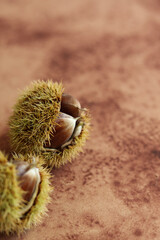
[9,80,90,168]
[9,80,63,156]
[0,152,52,234]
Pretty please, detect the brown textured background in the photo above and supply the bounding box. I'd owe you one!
[0,0,160,239]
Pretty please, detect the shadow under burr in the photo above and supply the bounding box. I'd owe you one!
[0,128,11,155]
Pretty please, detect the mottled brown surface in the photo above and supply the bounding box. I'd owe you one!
[0,0,160,239]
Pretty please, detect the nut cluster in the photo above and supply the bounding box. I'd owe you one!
[44,93,85,150]
[15,159,41,215]
[0,80,90,234]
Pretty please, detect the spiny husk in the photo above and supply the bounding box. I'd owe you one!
[0,152,23,235]
[9,80,90,168]
[42,112,91,168]
[0,152,52,235]
[9,80,63,155]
